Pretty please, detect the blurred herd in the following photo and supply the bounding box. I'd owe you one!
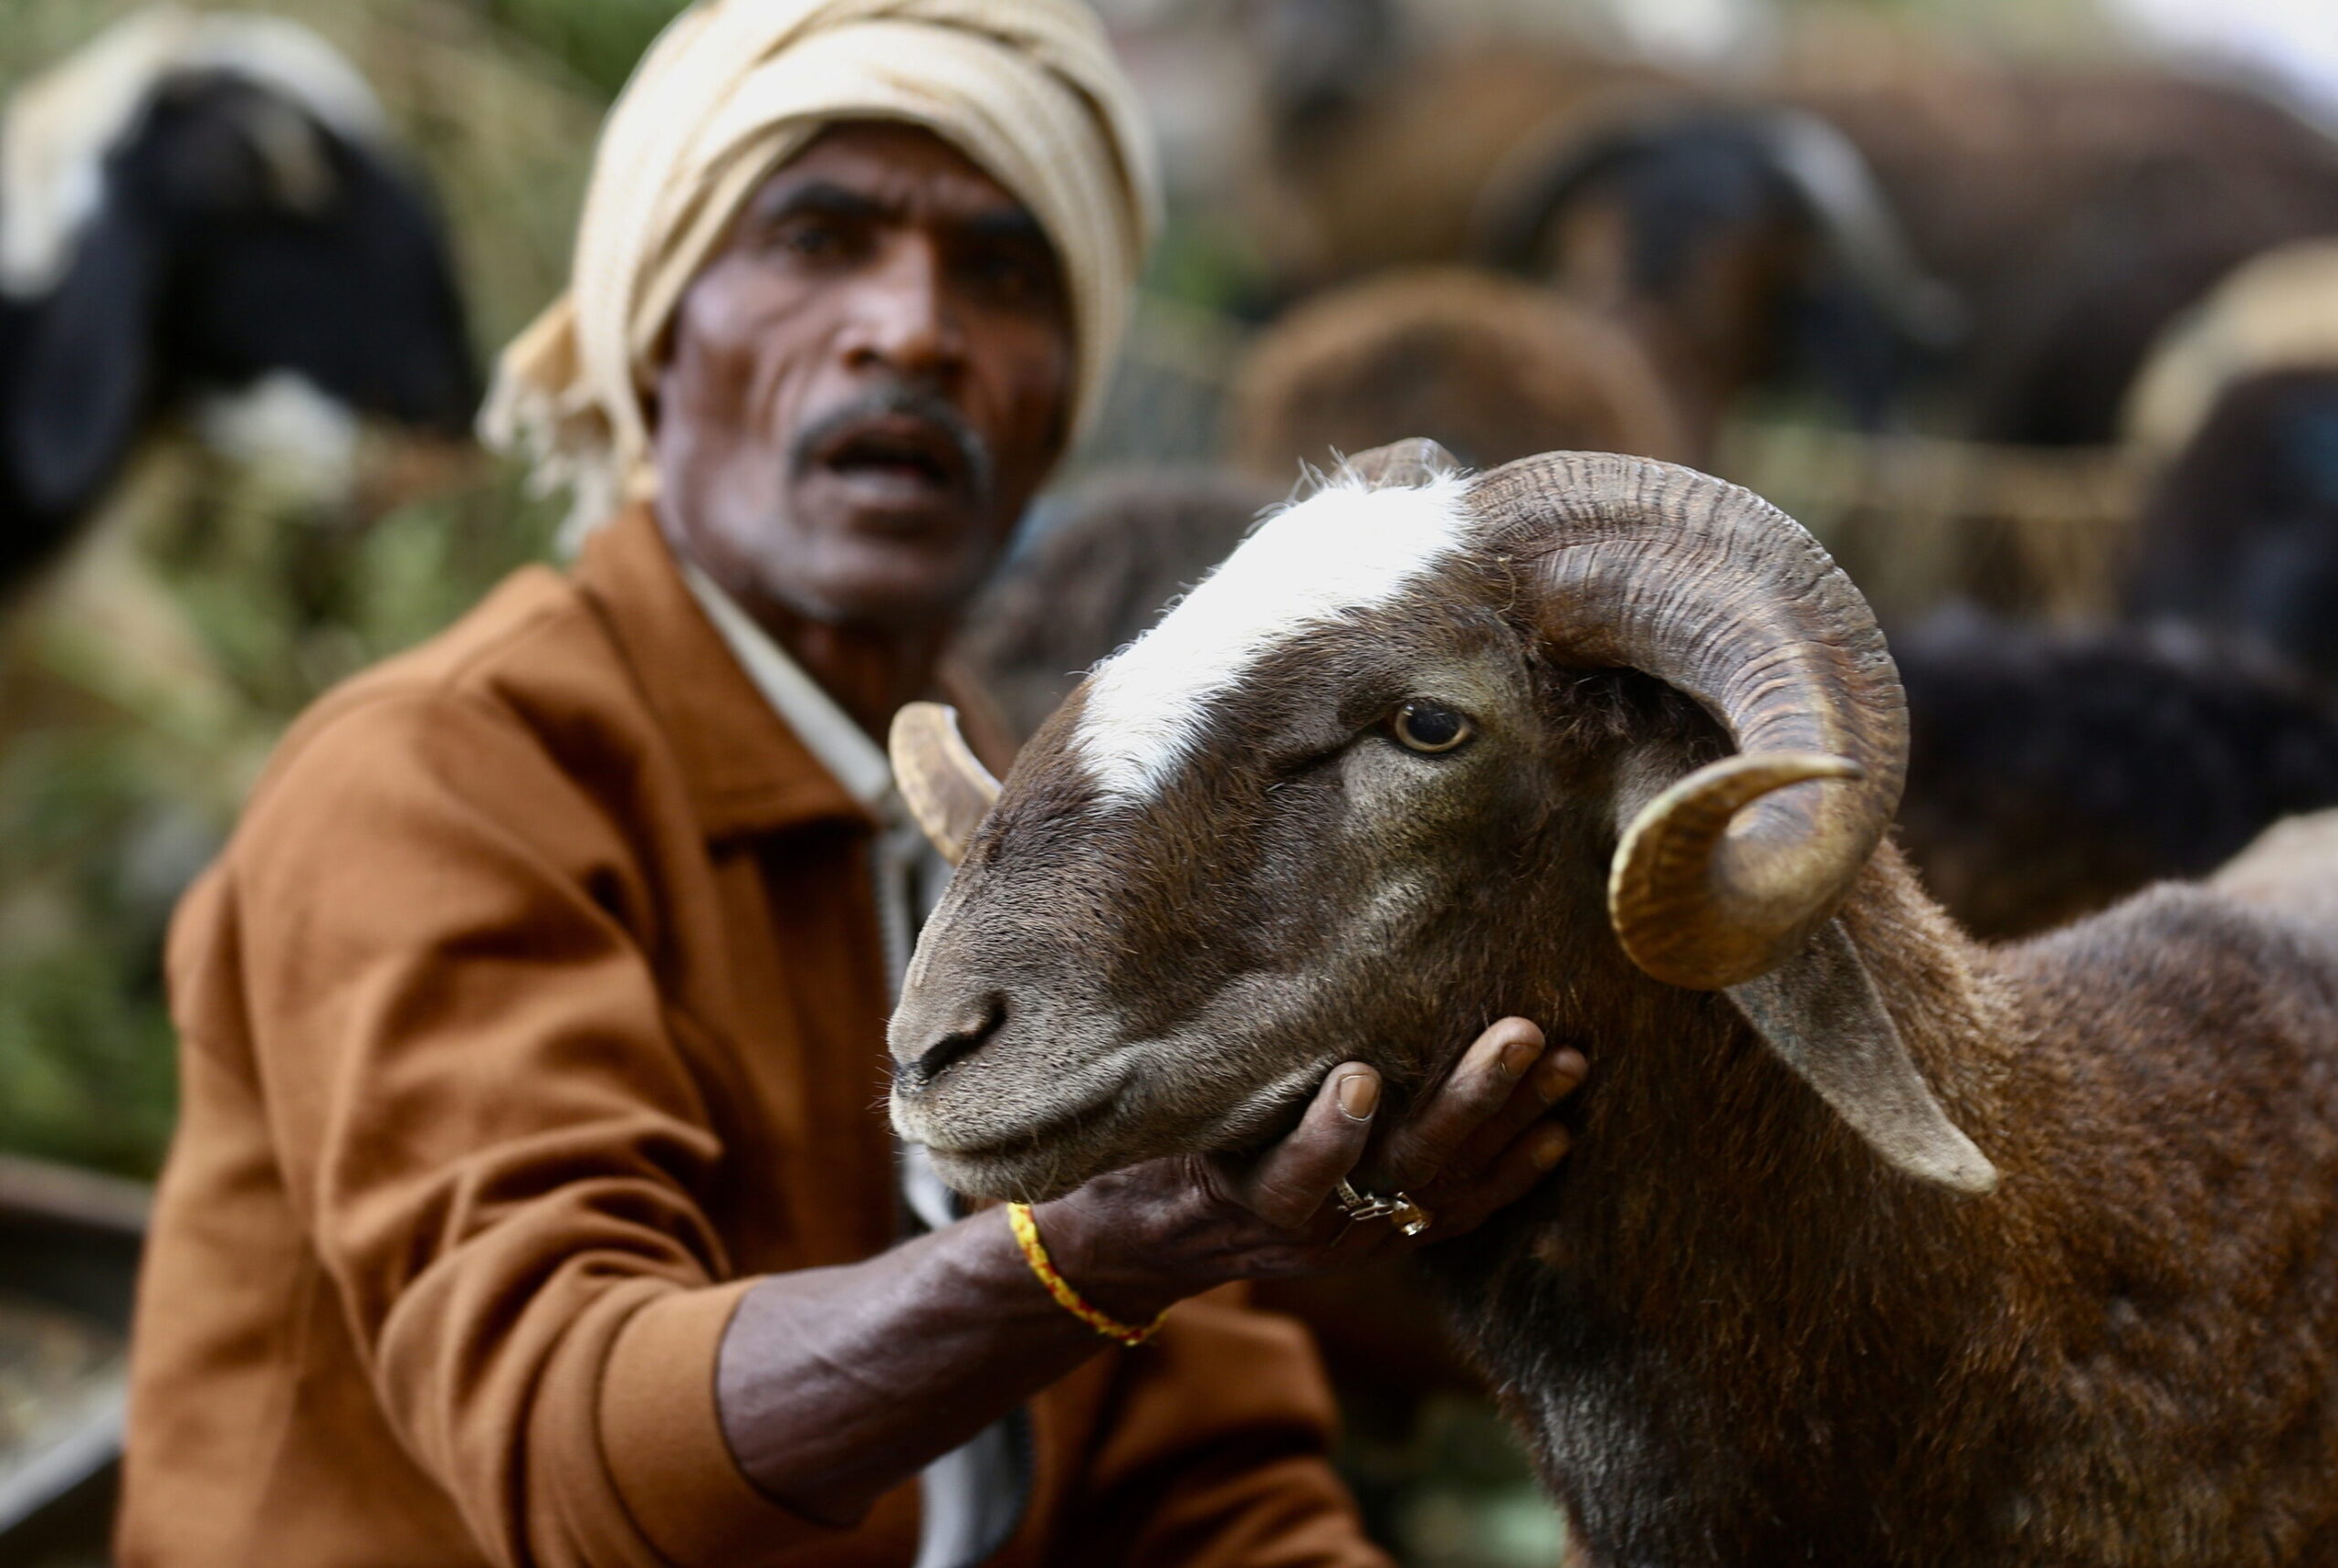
[3,0,2338,1558]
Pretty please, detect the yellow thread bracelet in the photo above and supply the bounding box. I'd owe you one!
[1006,1202,1166,1348]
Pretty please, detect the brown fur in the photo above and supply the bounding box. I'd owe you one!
[1455,838,2338,1565]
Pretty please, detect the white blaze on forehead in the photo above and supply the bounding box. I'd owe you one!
[1075,471,1475,801]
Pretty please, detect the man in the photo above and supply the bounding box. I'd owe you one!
[117,4,1585,1565]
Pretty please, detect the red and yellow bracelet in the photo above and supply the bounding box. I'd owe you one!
[1006,1201,1166,1348]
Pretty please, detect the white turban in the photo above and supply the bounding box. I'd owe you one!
[480,0,1161,531]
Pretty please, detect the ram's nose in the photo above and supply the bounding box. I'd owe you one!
[890,990,1008,1094]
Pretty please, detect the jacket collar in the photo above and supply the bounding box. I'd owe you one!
[678,559,898,820]
[574,505,872,841]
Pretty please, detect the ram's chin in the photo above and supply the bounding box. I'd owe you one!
[922,1055,1349,1205]
[923,1142,1110,1205]
[920,1103,1167,1202]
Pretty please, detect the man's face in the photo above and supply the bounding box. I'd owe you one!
[653,121,1074,629]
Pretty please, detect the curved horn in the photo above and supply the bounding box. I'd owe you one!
[1469,452,1907,990]
[889,702,999,868]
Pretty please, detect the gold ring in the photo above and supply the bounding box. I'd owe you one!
[1335,1179,1432,1237]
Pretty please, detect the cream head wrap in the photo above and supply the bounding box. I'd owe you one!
[481,0,1161,531]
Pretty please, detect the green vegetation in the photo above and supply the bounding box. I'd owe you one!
[479,0,690,97]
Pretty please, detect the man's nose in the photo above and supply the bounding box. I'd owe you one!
[842,236,967,384]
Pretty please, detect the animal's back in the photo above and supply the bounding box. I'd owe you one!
[2213,810,2338,936]
[1984,872,2338,1564]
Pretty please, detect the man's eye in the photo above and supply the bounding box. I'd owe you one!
[1392,701,1473,755]
[964,249,1052,303]
[773,221,847,258]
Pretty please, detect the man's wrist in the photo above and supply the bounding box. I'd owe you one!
[1024,1192,1193,1327]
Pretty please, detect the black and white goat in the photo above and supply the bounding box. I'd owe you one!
[0,10,478,592]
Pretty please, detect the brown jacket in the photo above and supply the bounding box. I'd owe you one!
[118,509,1388,1568]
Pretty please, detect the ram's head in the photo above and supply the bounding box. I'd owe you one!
[889,444,1993,1204]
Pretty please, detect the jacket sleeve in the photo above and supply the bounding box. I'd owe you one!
[1058,1287,1395,1568]
[222,687,839,1568]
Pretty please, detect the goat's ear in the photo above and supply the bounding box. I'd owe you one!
[1344,437,1459,489]
[1725,920,1998,1194]
[4,206,155,520]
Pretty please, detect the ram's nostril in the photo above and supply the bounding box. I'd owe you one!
[911,994,1006,1088]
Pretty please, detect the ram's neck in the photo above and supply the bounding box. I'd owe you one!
[1432,845,2032,1522]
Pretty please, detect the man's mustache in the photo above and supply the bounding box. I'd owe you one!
[789,385,996,509]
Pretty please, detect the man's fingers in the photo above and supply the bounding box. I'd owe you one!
[1230,1064,1380,1230]
[1440,1046,1586,1183]
[1368,1018,1545,1190]
[1421,1115,1572,1240]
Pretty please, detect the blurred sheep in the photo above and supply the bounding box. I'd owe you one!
[2122,240,2338,682]
[0,9,479,595]
[1894,611,2338,940]
[1226,267,1694,479]
[1482,48,2338,449]
[1478,104,1961,449]
[1784,49,2338,444]
[1235,1,1677,301]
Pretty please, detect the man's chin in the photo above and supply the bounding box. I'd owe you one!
[754,491,1000,626]
[754,542,994,629]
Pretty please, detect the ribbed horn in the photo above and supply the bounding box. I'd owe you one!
[1468,451,1906,989]
[889,702,999,868]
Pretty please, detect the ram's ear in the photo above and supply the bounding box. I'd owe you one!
[1343,437,1459,489]
[1726,919,1997,1194]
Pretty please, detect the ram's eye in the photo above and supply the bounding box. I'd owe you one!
[1393,700,1473,755]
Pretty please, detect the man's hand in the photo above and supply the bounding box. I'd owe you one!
[1036,1019,1585,1322]
[718,1021,1577,1517]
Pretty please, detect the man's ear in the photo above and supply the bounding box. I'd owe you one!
[1726,919,1998,1194]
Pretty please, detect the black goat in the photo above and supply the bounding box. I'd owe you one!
[1,59,478,593]
[2127,367,2338,684]
[1478,105,1959,451]
[1894,610,2338,938]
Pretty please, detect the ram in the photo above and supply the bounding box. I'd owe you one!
[891,443,2338,1567]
